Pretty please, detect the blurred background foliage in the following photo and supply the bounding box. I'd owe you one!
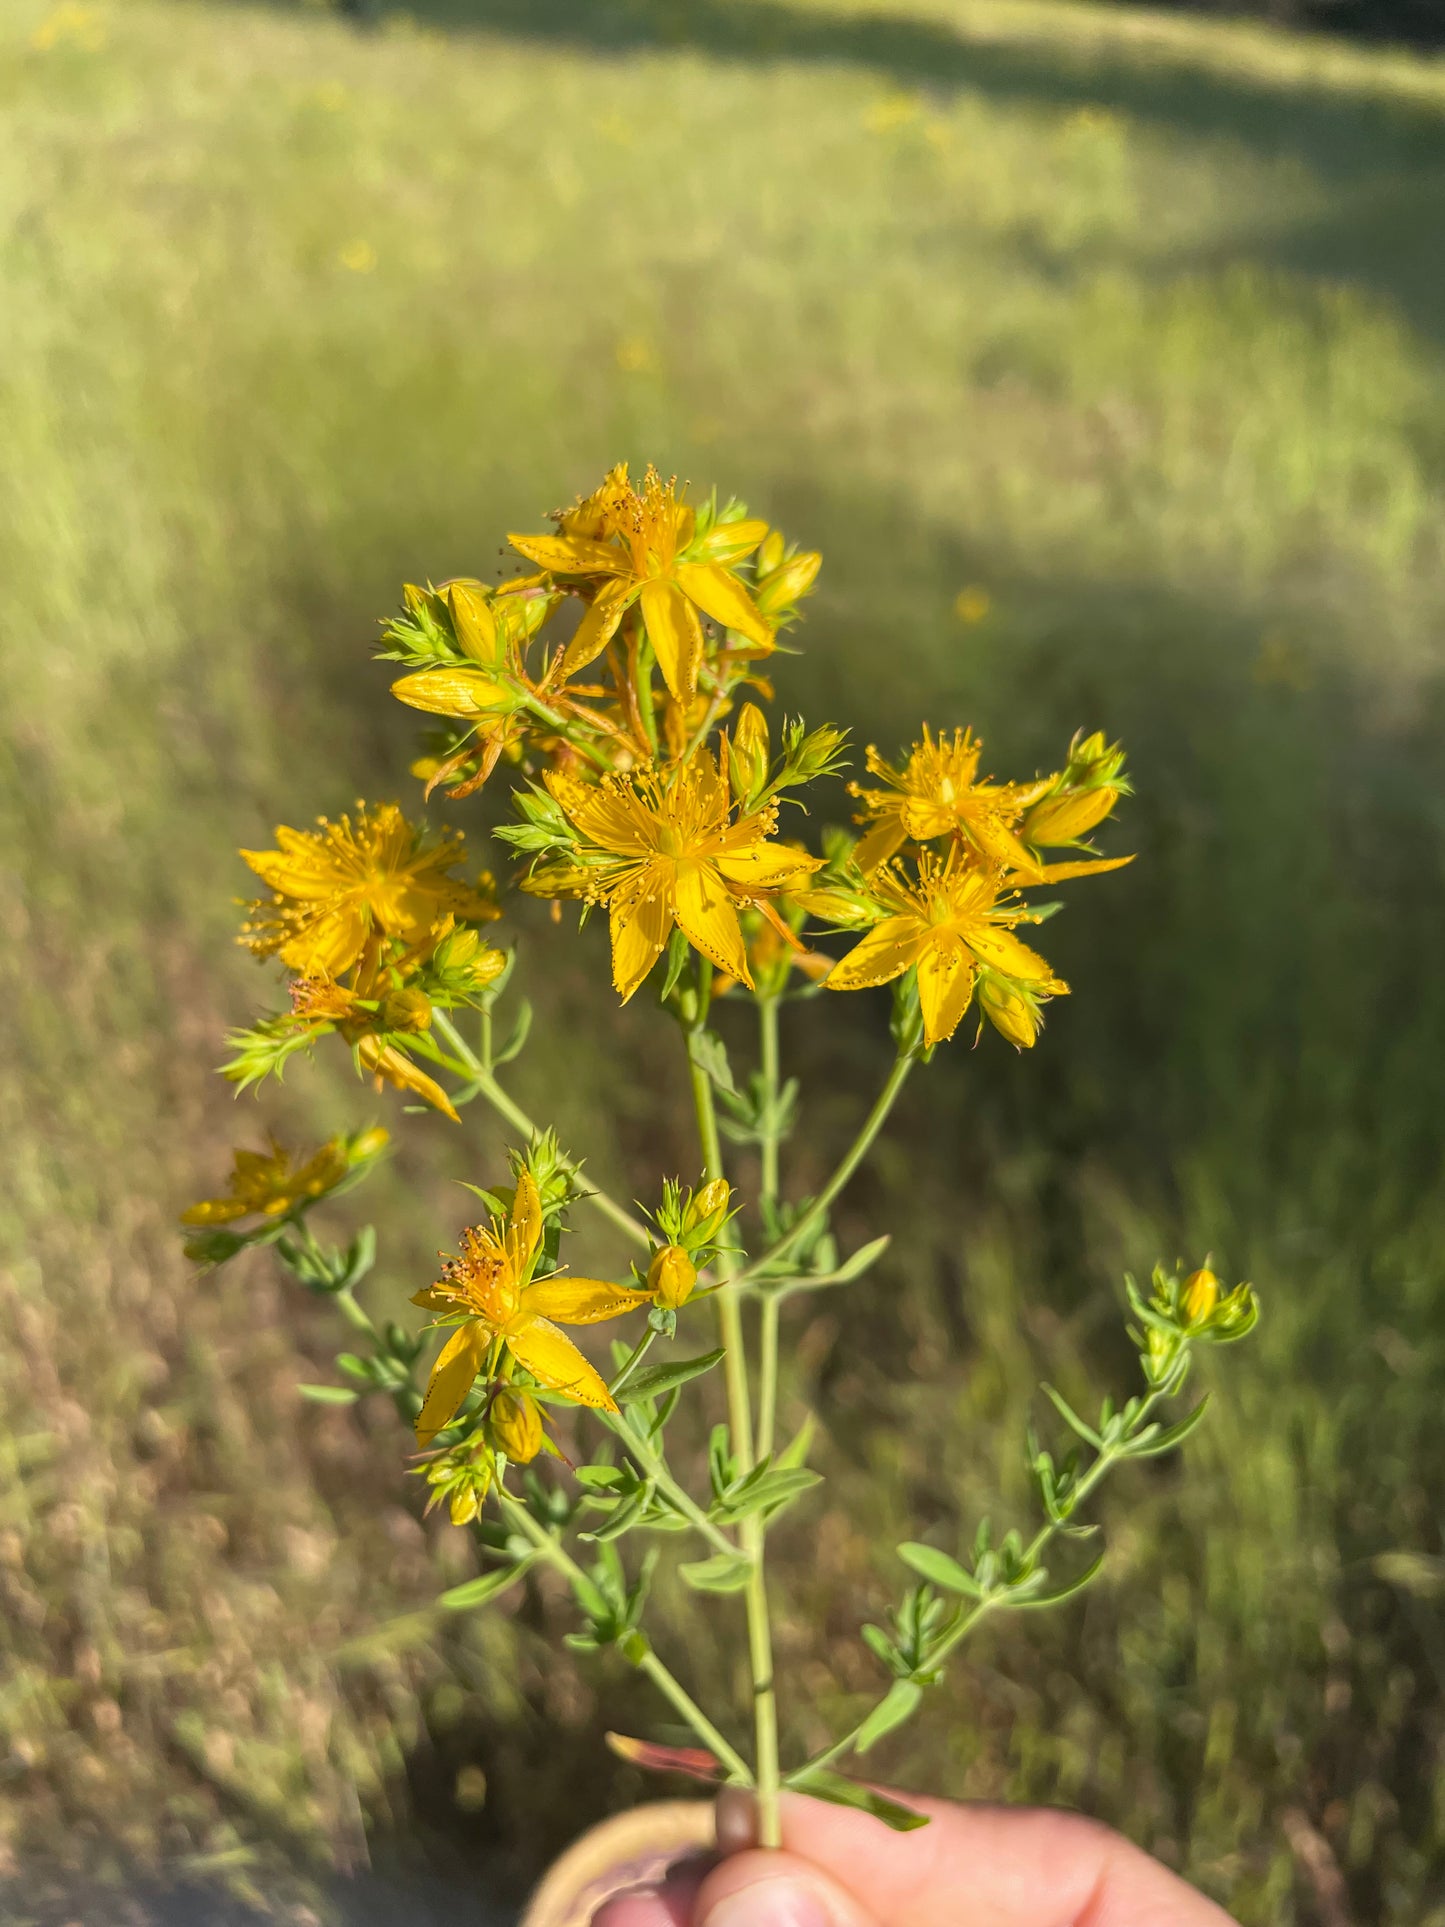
[2,0,1444,1920]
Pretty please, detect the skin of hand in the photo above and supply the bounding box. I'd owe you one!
[591,1789,1238,1927]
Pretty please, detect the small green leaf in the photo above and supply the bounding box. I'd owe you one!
[1125,1394,1211,1459]
[1012,1549,1107,1609]
[687,1028,738,1098]
[855,1679,925,1754]
[492,998,533,1067]
[792,1767,930,1832]
[618,1349,726,1405]
[659,929,691,1004]
[712,1467,822,1524]
[897,1543,979,1597]
[679,1551,754,1594]
[775,1411,817,1472]
[297,1383,360,1405]
[439,1559,537,1611]
[826,1234,891,1284]
[579,1481,655,1543]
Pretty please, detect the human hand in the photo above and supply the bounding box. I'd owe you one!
[592,1789,1236,1927]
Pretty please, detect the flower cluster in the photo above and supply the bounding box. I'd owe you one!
[183,466,1255,1851]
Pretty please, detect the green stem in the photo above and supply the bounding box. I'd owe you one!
[601,1411,739,1561]
[431,1010,650,1251]
[734,1053,913,1289]
[789,1388,1174,1784]
[684,983,781,1849]
[496,1490,751,1783]
[755,995,783,1461]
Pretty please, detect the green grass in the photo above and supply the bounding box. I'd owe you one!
[2,0,1444,1918]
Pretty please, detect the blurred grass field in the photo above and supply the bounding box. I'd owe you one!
[2,0,1444,1919]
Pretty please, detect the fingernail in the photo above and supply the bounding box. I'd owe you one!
[703,1877,833,1927]
[714,1788,757,1854]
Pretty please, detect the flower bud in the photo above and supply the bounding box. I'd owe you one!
[1022,785,1119,846]
[978,976,1041,1050]
[1182,1267,1220,1326]
[754,549,822,617]
[379,987,433,1034]
[728,704,770,806]
[757,528,786,576]
[647,1244,698,1310]
[487,1388,544,1463]
[391,667,514,718]
[348,1126,391,1164]
[447,581,501,667]
[684,1179,731,1244]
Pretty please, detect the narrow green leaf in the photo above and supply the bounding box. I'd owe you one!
[1012,1549,1107,1610]
[1126,1394,1211,1458]
[775,1410,817,1472]
[492,998,533,1067]
[439,1558,537,1611]
[1042,1382,1103,1448]
[792,1767,930,1832]
[712,1467,822,1524]
[618,1349,726,1405]
[826,1234,892,1284]
[855,1679,925,1754]
[297,1383,359,1405]
[679,1551,753,1594]
[897,1543,979,1597]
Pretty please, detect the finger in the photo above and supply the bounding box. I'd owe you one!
[713,1791,1235,1927]
[592,1853,711,1927]
[692,1847,879,1927]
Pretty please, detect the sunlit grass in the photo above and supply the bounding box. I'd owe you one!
[2,0,1443,1916]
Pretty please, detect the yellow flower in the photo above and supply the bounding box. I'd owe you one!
[411,1171,650,1441]
[849,728,1049,876]
[647,1244,697,1310]
[825,851,1068,1047]
[1182,1267,1221,1326]
[508,464,775,703]
[537,749,822,1000]
[240,803,499,977]
[180,1131,379,1227]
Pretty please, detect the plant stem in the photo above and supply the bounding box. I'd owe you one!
[734,1053,913,1289]
[600,1411,740,1561]
[689,1045,755,1468]
[496,1490,752,1783]
[755,994,783,1461]
[431,1010,650,1251]
[685,995,782,1849]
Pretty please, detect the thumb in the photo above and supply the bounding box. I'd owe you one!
[690,1848,879,1927]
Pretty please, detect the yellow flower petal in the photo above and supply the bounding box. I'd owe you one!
[1007,853,1135,885]
[509,1167,543,1277]
[278,905,370,977]
[826,917,926,992]
[964,924,1056,982]
[561,577,635,678]
[415,1323,488,1444]
[916,940,977,1045]
[672,862,751,986]
[507,532,628,575]
[179,1197,250,1227]
[852,817,908,875]
[503,1315,618,1411]
[357,1036,461,1122]
[522,1276,652,1324]
[690,518,768,565]
[713,843,822,891]
[639,576,703,702]
[674,561,773,650]
[608,877,674,1002]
